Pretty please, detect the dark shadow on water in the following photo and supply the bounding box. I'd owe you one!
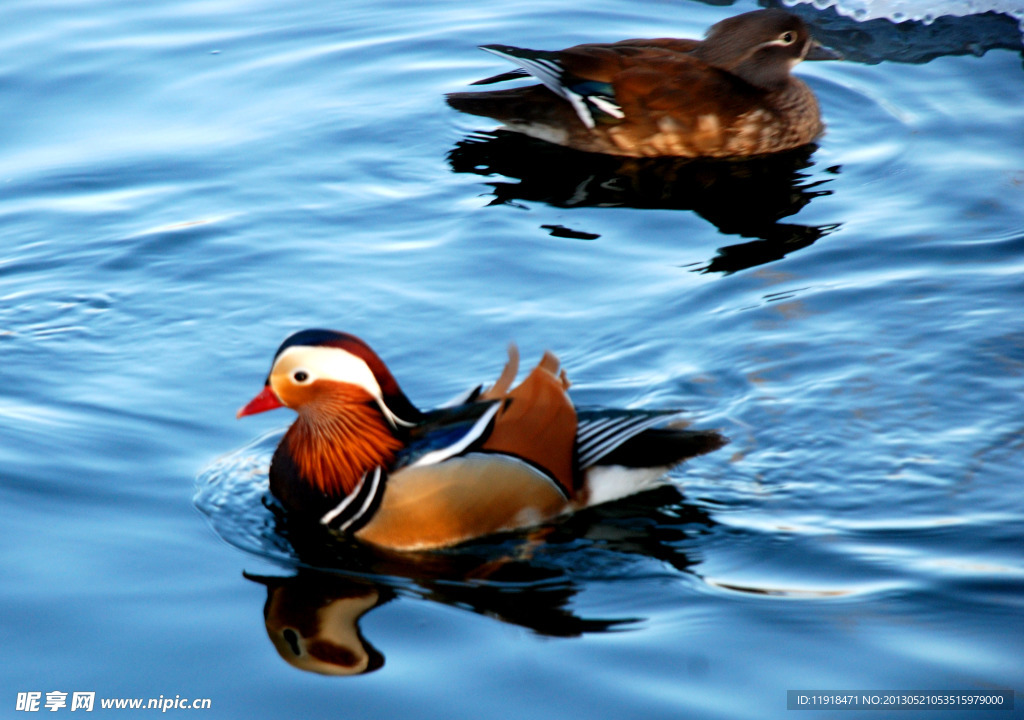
[448,131,839,274]
[245,485,715,676]
[694,222,840,275]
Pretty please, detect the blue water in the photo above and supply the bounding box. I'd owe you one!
[3,0,1023,717]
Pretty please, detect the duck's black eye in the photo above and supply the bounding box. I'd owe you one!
[293,370,309,383]
[780,31,795,44]
[282,628,302,656]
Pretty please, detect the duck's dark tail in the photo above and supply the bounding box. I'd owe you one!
[575,408,726,469]
[594,426,726,468]
[446,85,570,126]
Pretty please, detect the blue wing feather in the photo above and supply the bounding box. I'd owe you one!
[478,45,624,128]
[393,401,501,470]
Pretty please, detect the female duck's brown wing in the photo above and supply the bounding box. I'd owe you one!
[555,38,703,82]
[463,38,701,92]
[447,39,767,156]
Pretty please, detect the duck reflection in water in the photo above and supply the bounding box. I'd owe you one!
[247,485,714,676]
[447,130,839,274]
[247,571,387,676]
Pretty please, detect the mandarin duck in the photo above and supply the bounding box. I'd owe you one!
[446,8,839,158]
[238,329,725,551]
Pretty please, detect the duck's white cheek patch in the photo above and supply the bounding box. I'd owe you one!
[275,346,383,400]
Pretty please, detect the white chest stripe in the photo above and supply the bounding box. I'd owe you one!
[408,402,500,469]
[320,465,384,530]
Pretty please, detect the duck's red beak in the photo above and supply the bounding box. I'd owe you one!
[237,385,285,418]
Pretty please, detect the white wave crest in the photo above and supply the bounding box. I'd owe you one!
[786,0,1024,29]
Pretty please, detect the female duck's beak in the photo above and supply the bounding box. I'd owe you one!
[806,41,842,61]
[237,385,285,418]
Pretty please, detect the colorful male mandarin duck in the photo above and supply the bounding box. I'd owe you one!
[446,9,839,158]
[238,329,725,551]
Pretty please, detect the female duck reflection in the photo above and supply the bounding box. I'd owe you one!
[447,131,839,274]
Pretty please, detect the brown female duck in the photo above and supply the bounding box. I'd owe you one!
[447,9,839,158]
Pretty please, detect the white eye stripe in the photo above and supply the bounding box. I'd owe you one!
[275,345,382,397]
[763,32,798,49]
[272,345,415,428]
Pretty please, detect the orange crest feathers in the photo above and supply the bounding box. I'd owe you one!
[481,343,520,400]
[481,351,578,495]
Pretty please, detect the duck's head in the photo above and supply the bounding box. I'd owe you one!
[695,9,840,91]
[237,329,422,428]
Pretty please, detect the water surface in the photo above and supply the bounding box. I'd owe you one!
[2,0,1023,717]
